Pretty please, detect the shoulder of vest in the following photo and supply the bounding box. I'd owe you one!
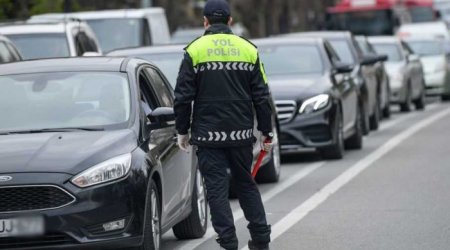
[184,35,204,50]
[239,36,257,48]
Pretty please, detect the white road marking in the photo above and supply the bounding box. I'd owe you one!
[177,162,326,250]
[239,106,450,250]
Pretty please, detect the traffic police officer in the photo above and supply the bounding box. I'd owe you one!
[174,0,273,249]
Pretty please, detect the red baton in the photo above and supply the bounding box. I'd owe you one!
[251,138,272,178]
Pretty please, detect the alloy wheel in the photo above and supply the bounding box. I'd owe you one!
[151,190,160,250]
[196,170,207,227]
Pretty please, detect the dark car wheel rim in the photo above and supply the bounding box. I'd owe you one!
[151,190,160,250]
[196,169,207,227]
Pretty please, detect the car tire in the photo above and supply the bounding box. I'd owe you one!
[383,104,391,119]
[138,180,161,250]
[441,94,450,101]
[369,97,380,131]
[400,84,412,112]
[319,109,344,160]
[361,102,370,136]
[173,169,208,239]
[255,129,281,184]
[345,104,363,150]
[414,84,426,110]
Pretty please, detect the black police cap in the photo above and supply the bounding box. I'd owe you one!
[203,0,231,18]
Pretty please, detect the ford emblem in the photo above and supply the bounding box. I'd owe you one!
[0,176,12,182]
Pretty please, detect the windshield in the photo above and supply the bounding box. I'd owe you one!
[0,72,131,132]
[326,10,394,36]
[259,44,324,75]
[405,41,444,56]
[87,18,145,52]
[372,43,403,62]
[328,40,355,65]
[7,33,70,60]
[139,52,184,87]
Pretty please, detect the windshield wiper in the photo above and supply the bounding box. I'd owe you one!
[2,127,105,134]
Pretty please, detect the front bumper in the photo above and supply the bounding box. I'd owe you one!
[0,171,147,250]
[278,106,333,152]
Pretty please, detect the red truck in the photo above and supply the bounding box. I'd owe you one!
[326,0,435,35]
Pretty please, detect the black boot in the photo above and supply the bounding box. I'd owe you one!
[248,240,270,250]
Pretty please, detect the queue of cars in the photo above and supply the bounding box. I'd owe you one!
[0,6,446,250]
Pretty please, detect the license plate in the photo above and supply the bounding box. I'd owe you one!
[0,217,44,238]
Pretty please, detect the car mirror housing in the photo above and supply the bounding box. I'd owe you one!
[361,55,379,66]
[334,62,354,74]
[147,107,175,127]
[377,54,388,62]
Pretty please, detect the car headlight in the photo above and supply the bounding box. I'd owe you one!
[299,94,330,114]
[71,153,132,188]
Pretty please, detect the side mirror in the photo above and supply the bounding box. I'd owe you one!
[377,54,388,62]
[407,54,420,62]
[146,107,175,130]
[361,55,379,65]
[333,62,354,74]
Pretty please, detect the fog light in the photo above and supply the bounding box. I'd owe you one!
[103,219,125,232]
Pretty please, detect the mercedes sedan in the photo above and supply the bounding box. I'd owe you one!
[0,58,207,250]
[255,37,364,159]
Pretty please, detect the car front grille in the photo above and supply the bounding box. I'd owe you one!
[0,233,76,249]
[0,185,75,213]
[275,100,297,124]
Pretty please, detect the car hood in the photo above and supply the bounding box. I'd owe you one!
[0,130,137,175]
[420,55,446,74]
[268,74,330,101]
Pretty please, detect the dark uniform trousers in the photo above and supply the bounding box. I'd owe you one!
[197,145,271,250]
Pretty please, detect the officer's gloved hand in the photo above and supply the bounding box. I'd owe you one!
[260,132,275,152]
[177,134,190,152]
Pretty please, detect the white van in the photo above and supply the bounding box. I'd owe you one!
[397,21,450,40]
[31,8,171,52]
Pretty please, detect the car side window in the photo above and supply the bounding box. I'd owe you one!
[144,67,174,107]
[139,70,160,118]
[0,42,14,63]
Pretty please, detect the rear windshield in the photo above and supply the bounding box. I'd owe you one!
[8,33,70,60]
[371,43,403,62]
[259,44,324,75]
[87,18,146,52]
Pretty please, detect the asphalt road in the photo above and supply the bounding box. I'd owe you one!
[161,99,450,250]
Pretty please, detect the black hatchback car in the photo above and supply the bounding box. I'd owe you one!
[255,37,364,159]
[0,58,207,249]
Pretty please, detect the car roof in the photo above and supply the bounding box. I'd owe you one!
[253,37,324,46]
[367,36,401,44]
[287,31,352,39]
[0,21,77,35]
[0,57,128,75]
[108,45,185,56]
[31,8,165,20]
